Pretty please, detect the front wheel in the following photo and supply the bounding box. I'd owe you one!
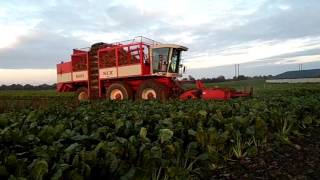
[136,80,169,101]
[106,82,133,100]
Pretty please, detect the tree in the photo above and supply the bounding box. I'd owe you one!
[216,75,225,82]
[237,75,247,80]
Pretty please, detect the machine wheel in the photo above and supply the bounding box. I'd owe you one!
[136,80,169,101]
[76,87,89,101]
[106,82,133,100]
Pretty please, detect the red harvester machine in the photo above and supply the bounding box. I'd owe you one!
[56,36,252,101]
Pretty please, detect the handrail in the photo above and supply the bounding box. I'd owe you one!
[74,36,161,51]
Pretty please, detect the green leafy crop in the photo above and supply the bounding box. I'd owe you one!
[0,85,320,179]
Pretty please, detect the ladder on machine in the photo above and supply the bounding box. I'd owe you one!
[87,46,100,99]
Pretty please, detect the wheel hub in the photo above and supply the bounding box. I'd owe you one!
[110,89,123,100]
[78,91,88,101]
[141,88,156,100]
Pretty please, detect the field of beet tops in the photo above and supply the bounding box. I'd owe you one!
[0,80,319,179]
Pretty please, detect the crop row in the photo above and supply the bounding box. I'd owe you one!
[0,92,320,179]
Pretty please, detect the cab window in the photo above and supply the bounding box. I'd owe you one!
[152,48,170,72]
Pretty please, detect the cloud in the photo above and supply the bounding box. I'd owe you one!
[1,0,320,84]
[0,31,88,68]
[259,47,320,61]
[183,0,320,63]
[185,1,320,79]
[184,37,320,69]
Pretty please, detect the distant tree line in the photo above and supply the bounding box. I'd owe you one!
[0,75,274,90]
[232,75,274,81]
[183,75,273,83]
[0,84,56,90]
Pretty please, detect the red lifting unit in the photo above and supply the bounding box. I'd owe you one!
[56,36,252,101]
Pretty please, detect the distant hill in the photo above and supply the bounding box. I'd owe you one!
[273,69,320,79]
[0,84,56,90]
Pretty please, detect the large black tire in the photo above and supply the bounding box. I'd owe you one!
[106,82,133,100]
[136,80,169,101]
[76,87,89,101]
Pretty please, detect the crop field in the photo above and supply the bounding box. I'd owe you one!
[0,80,319,179]
[0,90,75,113]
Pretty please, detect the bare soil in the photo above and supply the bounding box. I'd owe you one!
[212,126,320,180]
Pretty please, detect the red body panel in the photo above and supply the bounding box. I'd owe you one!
[98,42,149,76]
[179,80,252,100]
[56,83,73,92]
[202,89,231,100]
[179,89,200,100]
[57,62,72,74]
[72,53,87,72]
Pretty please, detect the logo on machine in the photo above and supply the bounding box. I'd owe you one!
[76,74,85,78]
[103,71,113,76]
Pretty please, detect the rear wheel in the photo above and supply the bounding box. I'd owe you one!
[106,82,133,100]
[76,87,89,101]
[136,80,169,101]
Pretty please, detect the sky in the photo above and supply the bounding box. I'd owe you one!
[0,0,320,84]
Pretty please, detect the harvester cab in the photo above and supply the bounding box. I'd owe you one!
[150,44,188,77]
